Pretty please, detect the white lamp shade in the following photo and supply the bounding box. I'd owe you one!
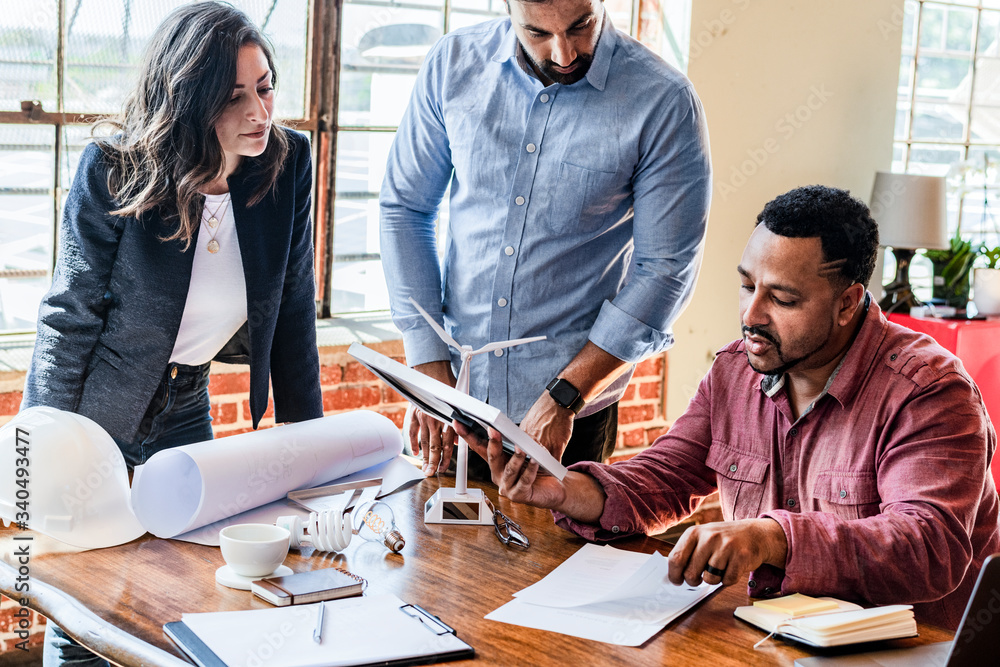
[869,172,949,250]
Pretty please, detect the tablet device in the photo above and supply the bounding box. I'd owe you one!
[348,343,567,480]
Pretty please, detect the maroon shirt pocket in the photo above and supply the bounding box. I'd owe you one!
[706,443,770,521]
[812,471,881,520]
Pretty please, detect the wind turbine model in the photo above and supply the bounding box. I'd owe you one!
[408,297,545,524]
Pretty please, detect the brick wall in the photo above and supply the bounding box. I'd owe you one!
[0,342,671,447]
[0,598,45,655]
[0,342,670,651]
[0,339,670,453]
[205,341,412,439]
[200,341,670,453]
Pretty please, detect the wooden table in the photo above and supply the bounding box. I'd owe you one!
[1,478,952,666]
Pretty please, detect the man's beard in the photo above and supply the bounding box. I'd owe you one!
[525,50,594,86]
[741,324,829,377]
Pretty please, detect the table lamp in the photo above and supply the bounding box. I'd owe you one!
[869,172,949,314]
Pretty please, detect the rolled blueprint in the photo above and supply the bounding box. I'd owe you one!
[131,412,402,538]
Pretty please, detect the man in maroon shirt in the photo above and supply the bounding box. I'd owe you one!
[457,185,1000,630]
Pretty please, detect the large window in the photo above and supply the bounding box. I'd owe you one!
[893,0,1000,252]
[0,0,692,333]
[0,0,312,334]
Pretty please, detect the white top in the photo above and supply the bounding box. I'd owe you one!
[169,192,248,365]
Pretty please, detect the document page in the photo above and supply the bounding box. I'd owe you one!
[514,544,667,608]
[487,544,719,646]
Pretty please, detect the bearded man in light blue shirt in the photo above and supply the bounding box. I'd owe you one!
[380,0,712,477]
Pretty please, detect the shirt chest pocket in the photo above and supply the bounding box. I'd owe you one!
[706,444,770,521]
[543,161,627,236]
[812,472,881,520]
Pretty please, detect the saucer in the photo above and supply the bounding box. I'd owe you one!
[215,564,293,590]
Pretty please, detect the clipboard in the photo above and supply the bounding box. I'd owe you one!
[164,622,227,667]
[164,594,474,667]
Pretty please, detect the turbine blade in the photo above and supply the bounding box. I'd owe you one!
[456,361,471,394]
[475,335,547,354]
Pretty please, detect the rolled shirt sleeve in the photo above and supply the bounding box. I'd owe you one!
[554,368,719,539]
[588,84,711,363]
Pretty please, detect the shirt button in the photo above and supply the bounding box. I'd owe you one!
[789,428,798,437]
[540,93,550,103]
[840,489,848,498]
[526,143,536,153]
[611,526,620,534]
[747,580,757,589]
[497,297,508,307]
[729,464,738,473]
[494,349,503,357]
[763,587,774,595]
[504,246,514,256]
[515,196,525,205]
[170,367,178,379]
[787,498,796,508]
[890,353,898,361]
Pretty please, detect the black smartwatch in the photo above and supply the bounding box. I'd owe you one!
[546,377,585,415]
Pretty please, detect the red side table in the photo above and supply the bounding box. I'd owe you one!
[887,313,1000,490]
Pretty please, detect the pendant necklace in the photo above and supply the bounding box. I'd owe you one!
[202,194,231,254]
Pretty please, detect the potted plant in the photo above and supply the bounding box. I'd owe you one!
[924,231,978,309]
[973,244,1000,315]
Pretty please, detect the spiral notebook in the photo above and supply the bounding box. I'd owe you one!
[251,568,366,606]
[164,594,474,667]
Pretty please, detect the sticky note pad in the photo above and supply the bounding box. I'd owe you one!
[752,593,840,616]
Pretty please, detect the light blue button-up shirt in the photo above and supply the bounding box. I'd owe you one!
[380,15,711,421]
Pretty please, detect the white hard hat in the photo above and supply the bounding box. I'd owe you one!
[0,406,146,549]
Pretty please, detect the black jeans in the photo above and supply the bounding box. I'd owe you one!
[115,361,213,468]
[467,402,619,481]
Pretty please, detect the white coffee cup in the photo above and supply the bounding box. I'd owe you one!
[219,523,290,578]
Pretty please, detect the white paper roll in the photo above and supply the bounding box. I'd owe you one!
[131,412,402,538]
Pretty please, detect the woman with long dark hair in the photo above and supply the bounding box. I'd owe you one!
[23,3,323,663]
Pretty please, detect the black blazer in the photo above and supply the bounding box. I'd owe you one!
[23,130,323,443]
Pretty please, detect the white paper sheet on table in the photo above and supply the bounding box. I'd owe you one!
[130,412,402,538]
[486,544,720,646]
[332,456,424,500]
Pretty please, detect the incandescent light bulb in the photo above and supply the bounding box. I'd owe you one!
[355,500,405,553]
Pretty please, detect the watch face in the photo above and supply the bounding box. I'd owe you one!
[549,379,579,407]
